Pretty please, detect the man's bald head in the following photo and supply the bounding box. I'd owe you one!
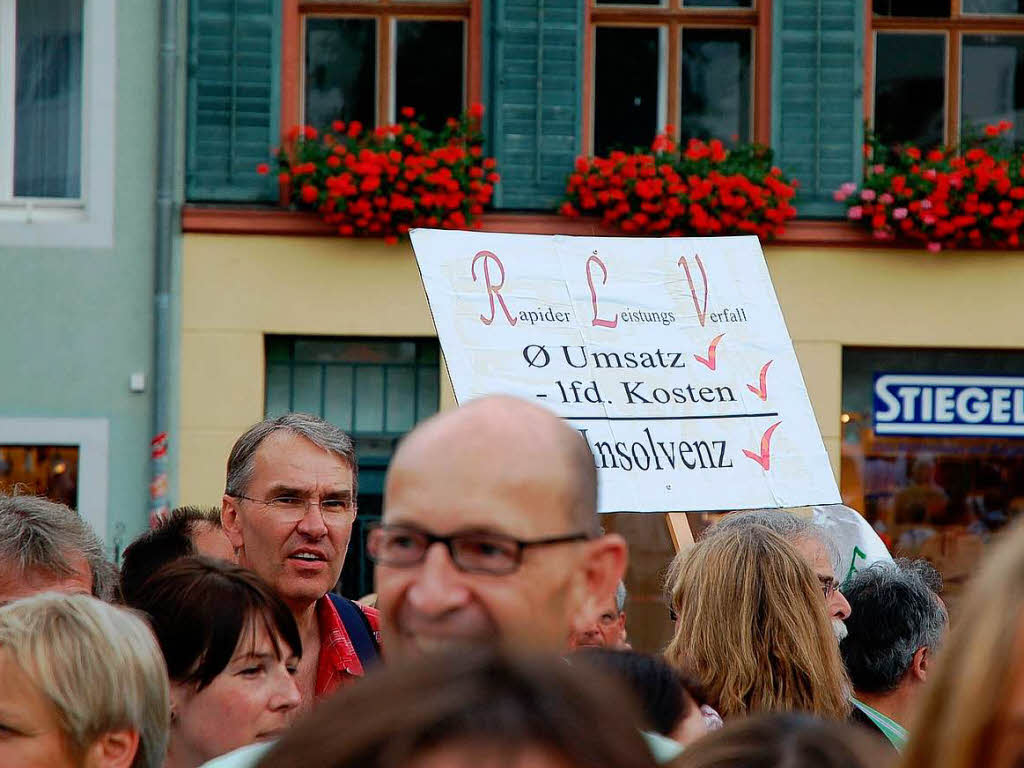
[376,395,625,659]
[391,396,599,535]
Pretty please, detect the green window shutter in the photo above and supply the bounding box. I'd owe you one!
[490,0,582,210]
[773,0,864,217]
[186,0,280,202]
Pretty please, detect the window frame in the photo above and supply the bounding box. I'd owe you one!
[582,0,771,155]
[0,417,110,544]
[867,0,1024,147]
[287,0,482,132]
[0,0,115,248]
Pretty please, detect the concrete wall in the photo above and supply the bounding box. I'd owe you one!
[180,233,1024,507]
[0,3,160,556]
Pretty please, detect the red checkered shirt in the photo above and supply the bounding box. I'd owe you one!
[314,596,382,698]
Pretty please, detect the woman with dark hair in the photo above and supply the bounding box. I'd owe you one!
[572,648,708,747]
[128,557,302,768]
[674,713,892,768]
[256,648,658,768]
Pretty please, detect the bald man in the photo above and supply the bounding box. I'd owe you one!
[370,395,627,659]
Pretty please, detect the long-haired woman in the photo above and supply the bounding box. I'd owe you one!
[899,518,1024,768]
[664,525,850,719]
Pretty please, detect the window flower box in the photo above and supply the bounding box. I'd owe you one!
[260,105,498,243]
[558,130,798,240]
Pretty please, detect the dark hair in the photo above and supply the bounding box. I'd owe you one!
[572,648,695,736]
[675,713,893,768]
[840,560,947,694]
[128,557,301,690]
[258,649,657,768]
[119,506,223,605]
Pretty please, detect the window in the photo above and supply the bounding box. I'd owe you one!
[588,0,766,156]
[0,0,115,247]
[0,418,109,543]
[871,2,1024,147]
[841,347,1024,612]
[302,2,471,132]
[264,336,441,596]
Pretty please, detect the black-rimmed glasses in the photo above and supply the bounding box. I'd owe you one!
[366,523,591,575]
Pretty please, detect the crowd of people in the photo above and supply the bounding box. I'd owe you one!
[0,395,1022,767]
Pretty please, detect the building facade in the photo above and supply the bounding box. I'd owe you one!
[0,0,164,562]
[180,0,1024,649]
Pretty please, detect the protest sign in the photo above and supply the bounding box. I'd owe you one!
[411,229,840,514]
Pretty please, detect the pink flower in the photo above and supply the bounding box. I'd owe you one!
[921,199,933,210]
[833,189,848,202]
[847,205,863,221]
[893,207,908,220]
[927,242,942,253]
[861,189,876,202]
[879,193,894,205]
[873,164,884,174]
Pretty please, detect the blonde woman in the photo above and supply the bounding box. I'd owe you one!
[0,592,169,768]
[899,518,1024,768]
[664,525,850,719]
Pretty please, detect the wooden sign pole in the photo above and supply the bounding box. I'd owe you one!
[665,513,694,552]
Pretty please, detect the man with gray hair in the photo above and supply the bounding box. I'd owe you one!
[568,580,630,649]
[0,492,117,604]
[840,559,947,751]
[708,509,852,640]
[221,413,379,711]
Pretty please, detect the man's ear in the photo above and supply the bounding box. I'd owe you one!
[581,533,628,612]
[221,495,245,551]
[911,646,931,683]
[82,729,140,768]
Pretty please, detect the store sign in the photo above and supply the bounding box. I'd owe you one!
[874,373,1024,437]
[411,229,840,514]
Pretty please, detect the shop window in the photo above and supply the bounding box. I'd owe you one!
[590,0,761,156]
[871,4,1024,147]
[841,347,1024,610]
[264,336,441,597]
[0,445,79,509]
[302,5,468,132]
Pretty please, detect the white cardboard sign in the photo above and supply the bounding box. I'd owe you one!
[411,229,840,514]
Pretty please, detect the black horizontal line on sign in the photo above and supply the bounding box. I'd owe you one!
[566,413,780,422]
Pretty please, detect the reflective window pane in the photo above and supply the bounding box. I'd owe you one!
[304,18,376,130]
[873,0,951,16]
[680,28,751,144]
[963,0,1024,13]
[395,21,464,130]
[963,35,1024,141]
[14,0,83,198]
[842,347,1024,614]
[874,33,945,147]
[594,27,660,156]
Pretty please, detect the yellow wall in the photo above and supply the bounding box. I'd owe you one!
[180,233,1024,505]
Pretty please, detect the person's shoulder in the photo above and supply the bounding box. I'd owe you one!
[199,741,274,768]
[358,602,381,630]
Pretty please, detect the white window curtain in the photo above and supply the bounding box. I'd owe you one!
[14,0,83,199]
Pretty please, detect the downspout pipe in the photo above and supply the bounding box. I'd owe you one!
[150,0,180,527]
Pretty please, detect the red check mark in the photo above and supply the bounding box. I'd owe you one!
[694,333,725,370]
[746,360,774,401]
[743,421,782,471]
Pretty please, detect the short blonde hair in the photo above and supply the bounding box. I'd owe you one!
[0,593,169,768]
[664,525,851,720]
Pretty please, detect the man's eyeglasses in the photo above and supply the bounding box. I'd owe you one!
[366,523,591,576]
[819,576,840,600]
[230,494,355,524]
